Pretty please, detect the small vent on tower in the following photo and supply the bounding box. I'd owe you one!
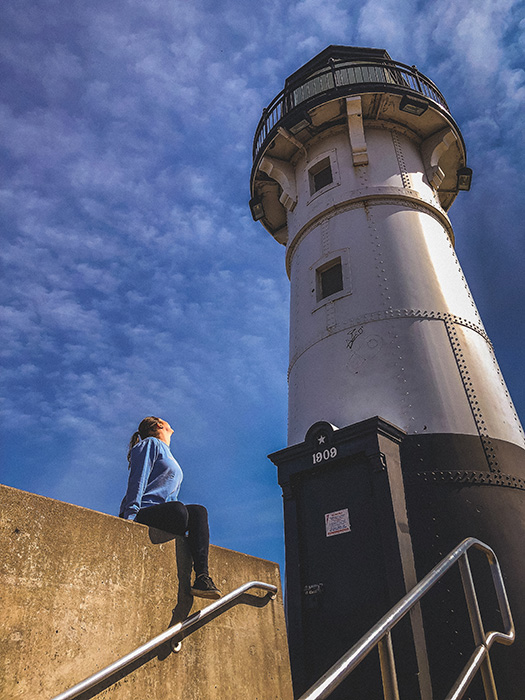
[309,157,333,195]
[317,258,343,300]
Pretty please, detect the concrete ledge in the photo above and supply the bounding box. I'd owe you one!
[0,484,293,699]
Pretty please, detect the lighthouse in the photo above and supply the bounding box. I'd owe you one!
[251,47,525,698]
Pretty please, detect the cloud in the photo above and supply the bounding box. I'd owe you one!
[294,0,350,38]
[357,0,416,56]
[1,0,523,574]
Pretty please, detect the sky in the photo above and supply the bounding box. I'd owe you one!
[1,0,524,576]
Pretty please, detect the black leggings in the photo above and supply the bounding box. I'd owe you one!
[136,502,210,577]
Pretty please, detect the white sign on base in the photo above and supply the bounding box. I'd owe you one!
[325,508,351,537]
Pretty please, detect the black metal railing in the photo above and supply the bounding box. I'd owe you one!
[253,59,449,163]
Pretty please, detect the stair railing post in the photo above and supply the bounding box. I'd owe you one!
[458,553,498,700]
[377,631,401,700]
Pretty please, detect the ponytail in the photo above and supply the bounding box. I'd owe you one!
[127,431,142,465]
[127,416,163,466]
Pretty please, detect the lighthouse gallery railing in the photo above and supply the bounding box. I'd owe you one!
[298,537,515,700]
[253,58,450,163]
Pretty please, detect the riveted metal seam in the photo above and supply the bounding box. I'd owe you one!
[444,319,499,472]
[485,336,525,442]
[392,130,411,189]
[413,470,525,491]
[288,310,491,379]
[285,194,454,276]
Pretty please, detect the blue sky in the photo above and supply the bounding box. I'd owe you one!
[1,0,524,574]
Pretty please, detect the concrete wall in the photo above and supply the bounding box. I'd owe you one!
[0,484,293,700]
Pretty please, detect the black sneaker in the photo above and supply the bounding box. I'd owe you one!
[190,574,221,599]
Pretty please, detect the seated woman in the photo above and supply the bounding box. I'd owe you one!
[119,416,221,599]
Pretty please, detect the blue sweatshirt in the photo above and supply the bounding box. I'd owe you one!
[119,437,183,520]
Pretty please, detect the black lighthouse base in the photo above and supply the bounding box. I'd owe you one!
[269,417,525,699]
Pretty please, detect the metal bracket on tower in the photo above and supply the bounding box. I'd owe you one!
[346,96,369,166]
[259,156,297,211]
[277,127,308,158]
[421,128,457,189]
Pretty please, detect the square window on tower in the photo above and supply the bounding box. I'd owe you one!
[309,157,333,195]
[317,259,343,300]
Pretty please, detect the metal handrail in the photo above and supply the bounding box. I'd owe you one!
[50,580,277,700]
[298,538,515,700]
[252,58,450,164]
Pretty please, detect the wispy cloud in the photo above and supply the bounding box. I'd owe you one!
[1,0,523,571]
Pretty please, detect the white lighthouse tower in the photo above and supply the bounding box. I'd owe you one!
[251,47,525,699]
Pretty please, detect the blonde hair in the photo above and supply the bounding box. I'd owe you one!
[127,416,163,464]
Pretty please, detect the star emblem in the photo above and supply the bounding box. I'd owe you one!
[318,435,326,444]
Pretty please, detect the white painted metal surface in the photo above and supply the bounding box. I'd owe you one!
[259,118,524,447]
